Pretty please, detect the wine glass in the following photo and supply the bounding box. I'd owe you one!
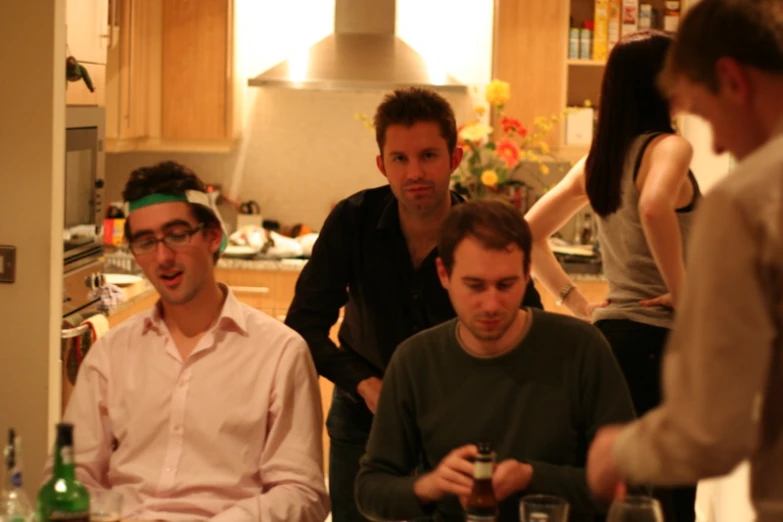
[519,494,570,522]
[607,495,664,522]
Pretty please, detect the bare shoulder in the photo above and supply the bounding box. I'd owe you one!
[647,133,693,161]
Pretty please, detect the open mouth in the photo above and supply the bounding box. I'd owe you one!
[158,271,184,287]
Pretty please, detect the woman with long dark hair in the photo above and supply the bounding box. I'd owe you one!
[525,30,699,522]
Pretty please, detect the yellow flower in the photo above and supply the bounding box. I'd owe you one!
[485,80,511,107]
[459,122,493,143]
[539,164,550,175]
[539,141,550,154]
[474,105,487,116]
[481,170,499,187]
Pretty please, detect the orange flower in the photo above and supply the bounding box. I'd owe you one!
[500,116,529,137]
[500,116,519,133]
[496,138,520,168]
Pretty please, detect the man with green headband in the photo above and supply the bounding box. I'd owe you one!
[50,161,330,521]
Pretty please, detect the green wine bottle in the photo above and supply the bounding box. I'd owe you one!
[37,423,90,521]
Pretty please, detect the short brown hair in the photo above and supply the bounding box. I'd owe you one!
[373,87,458,155]
[659,0,783,93]
[438,199,532,275]
[122,161,222,263]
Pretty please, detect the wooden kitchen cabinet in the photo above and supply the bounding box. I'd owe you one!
[67,0,112,64]
[105,0,239,152]
[66,0,112,106]
[495,0,569,155]
[495,0,697,164]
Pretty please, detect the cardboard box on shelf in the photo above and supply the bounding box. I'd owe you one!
[593,0,610,60]
[622,0,639,36]
[566,107,596,146]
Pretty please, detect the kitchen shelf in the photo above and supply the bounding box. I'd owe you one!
[567,58,607,66]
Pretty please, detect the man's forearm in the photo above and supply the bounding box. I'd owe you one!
[209,485,329,522]
[356,470,430,521]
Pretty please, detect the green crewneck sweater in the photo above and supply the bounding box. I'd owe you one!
[356,309,635,522]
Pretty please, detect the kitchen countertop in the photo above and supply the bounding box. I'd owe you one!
[216,257,307,271]
[105,257,605,320]
[106,280,156,317]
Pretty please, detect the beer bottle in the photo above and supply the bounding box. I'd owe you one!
[465,442,498,521]
[37,423,90,521]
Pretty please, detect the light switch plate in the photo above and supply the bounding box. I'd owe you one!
[0,245,16,283]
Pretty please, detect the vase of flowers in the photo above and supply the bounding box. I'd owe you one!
[452,79,565,212]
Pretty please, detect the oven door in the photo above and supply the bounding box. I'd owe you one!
[65,107,105,262]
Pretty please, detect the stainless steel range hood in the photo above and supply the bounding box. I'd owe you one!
[248,0,466,92]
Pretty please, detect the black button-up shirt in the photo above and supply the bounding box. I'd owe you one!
[285,186,543,394]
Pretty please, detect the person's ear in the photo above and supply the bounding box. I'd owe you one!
[715,57,751,105]
[436,257,450,289]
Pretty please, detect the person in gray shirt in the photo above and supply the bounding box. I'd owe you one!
[355,200,635,522]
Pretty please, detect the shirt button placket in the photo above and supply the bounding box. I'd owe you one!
[156,366,190,493]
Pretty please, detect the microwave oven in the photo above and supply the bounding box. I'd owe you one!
[65,106,105,263]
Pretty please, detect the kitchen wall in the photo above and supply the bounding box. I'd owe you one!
[107,88,475,229]
[0,0,66,496]
[105,0,494,230]
[680,115,733,193]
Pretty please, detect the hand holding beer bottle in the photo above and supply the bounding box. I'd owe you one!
[412,444,478,504]
[465,442,498,521]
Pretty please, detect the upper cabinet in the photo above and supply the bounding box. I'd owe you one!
[495,0,696,163]
[105,0,240,152]
[495,0,568,156]
[66,0,112,106]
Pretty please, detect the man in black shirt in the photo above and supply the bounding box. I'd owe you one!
[285,87,543,522]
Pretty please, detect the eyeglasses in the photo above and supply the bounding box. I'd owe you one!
[129,223,205,255]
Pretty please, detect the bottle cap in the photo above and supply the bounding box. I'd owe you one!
[56,423,74,447]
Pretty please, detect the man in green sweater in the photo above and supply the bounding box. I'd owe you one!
[355,199,635,522]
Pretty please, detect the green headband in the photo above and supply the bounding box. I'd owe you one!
[127,192,227,253]
[128,193,187,212]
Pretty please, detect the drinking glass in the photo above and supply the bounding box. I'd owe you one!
[519,494,569,522]
[607,495,664,522]
[89,489,122,522]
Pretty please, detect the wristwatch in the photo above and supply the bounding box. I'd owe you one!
[555,282,576,306]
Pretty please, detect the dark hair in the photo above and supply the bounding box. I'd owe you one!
[122,161,221,263]
[585,31,675,217]
[438,199,532,275]
[660,0,783,93]
[374,87,458,155]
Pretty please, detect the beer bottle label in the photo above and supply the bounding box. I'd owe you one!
[474,460,493,480]
[60,447,74,465]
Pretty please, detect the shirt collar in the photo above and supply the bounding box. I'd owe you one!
[142,283,248,337]
[376,190,465,231]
